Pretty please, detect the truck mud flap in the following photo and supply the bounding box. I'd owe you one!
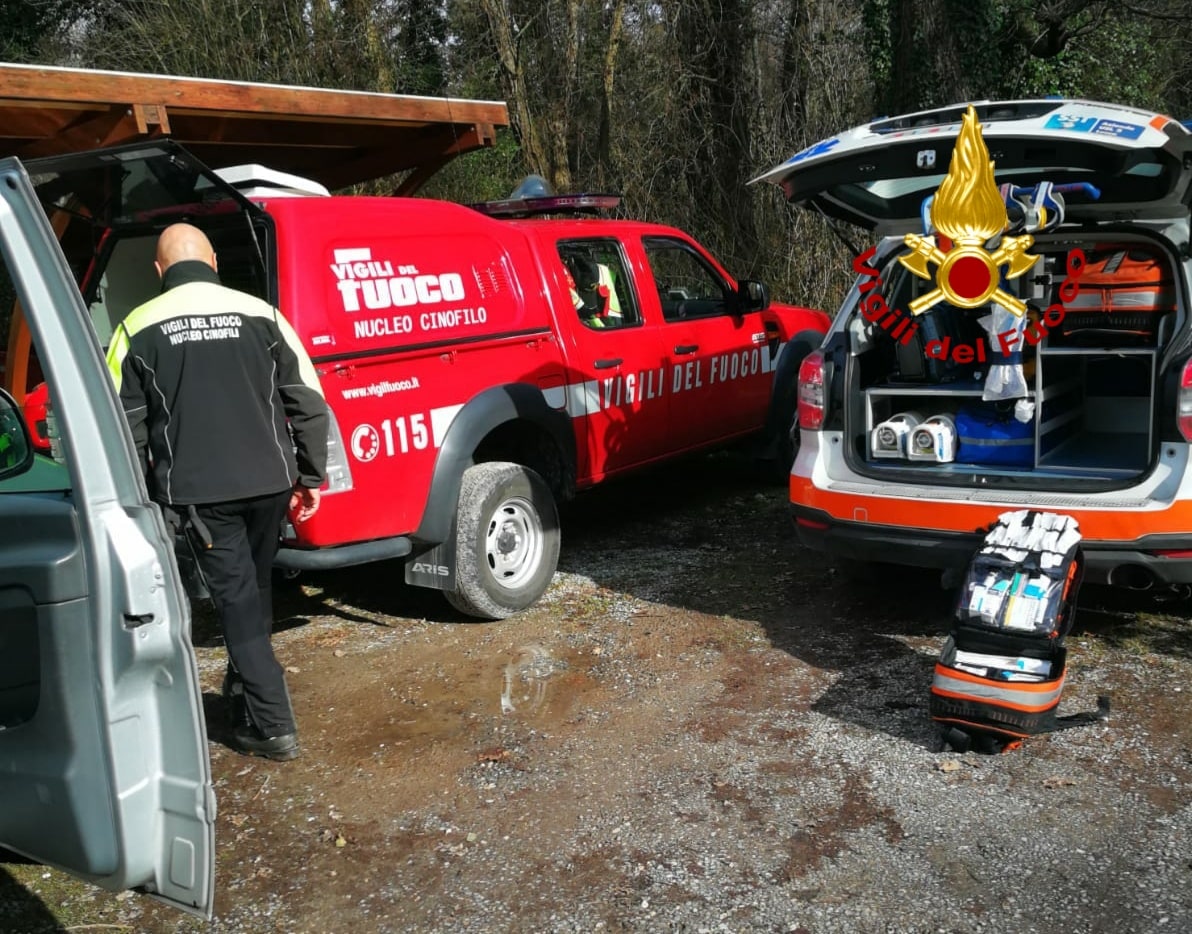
[405,540,456,591]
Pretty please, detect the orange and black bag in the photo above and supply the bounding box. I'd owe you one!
[930,510,1108,753]
[1058,247,1175,345]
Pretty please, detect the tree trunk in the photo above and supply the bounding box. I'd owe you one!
[596,0,627,186]
[779,0,811,140]
[676,0,758,268]
[480,0,555,186]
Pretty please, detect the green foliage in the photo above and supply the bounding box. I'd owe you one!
[861,0,893,112]
[861,1,1191,115]
[1002,7,1175,111]
[54,0,448,94]
[420,130,528,204]
[391,0,448,95]
[0,0,89,62]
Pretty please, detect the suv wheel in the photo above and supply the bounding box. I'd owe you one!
[446,462,560,620]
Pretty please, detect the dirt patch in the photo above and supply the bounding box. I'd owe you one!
[4,453,1192,933]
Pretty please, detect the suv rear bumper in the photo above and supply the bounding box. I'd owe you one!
[791,504,1192,587]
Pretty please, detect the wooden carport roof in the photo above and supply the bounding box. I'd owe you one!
[0,62,509,194]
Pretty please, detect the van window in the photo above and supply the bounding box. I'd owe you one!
[0,256,69,496]
[89,235,158,346]
[0,252,15,381]
[0,233,72,730]
[643,237,731,322]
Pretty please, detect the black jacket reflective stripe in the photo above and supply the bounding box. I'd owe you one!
[106,261,329,506]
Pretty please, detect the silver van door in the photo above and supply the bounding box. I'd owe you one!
[0,157,214,918]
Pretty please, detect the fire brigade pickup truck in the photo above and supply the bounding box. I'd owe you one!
[13,143,828,618]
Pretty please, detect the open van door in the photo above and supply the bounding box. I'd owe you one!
[0,157,214,917]
[2,139,274,411]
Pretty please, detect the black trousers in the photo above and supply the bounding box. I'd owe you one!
[193,490,295,737]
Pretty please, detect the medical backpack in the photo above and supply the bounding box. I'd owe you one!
[930,510,1108,753]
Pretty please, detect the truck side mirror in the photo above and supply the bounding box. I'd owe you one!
[0,388,35,481]
[738,279,771,313]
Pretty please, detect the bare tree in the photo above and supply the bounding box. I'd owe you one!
[36,0,1192,317]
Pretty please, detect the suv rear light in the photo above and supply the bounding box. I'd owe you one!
[797,350,826,430]
[322,411,354,495]
[1179,359,1192,441]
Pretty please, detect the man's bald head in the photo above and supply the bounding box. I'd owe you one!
[154,223,217,278]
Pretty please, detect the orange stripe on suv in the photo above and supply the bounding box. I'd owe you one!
[790,475,1192,541]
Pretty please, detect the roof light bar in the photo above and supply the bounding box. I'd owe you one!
[469,193,621,218]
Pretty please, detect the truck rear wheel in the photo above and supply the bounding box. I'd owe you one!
[445,462,560,620]
[767,330,822,480]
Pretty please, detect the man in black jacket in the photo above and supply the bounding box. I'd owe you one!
[107,223,328,761]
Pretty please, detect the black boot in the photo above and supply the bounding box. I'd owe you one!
[228,724,299,762]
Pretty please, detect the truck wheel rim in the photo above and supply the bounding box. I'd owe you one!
[485,496,542,590]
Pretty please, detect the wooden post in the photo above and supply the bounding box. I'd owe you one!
[2,209,76,402]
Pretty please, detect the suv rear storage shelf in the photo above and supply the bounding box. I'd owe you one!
[854,239,1174,485]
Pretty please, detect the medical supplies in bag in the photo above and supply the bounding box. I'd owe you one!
[955,403,1034,467]
[930,510,1108,752]
[957,510,1083,638]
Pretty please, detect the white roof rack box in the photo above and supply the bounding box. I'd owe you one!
[214,164,330,198]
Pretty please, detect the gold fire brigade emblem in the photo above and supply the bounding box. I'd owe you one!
[900,105,1037,316]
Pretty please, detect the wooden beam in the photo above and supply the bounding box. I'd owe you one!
[392,124,499,196]
[133,102,170,135]
[155,113,429,149]
[0,62,509,190]
[0,63,508,130]
[12,104,147,159]
[393,157,451,197]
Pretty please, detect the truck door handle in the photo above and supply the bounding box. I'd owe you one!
[674,344,699,355]
[594,357,623,370]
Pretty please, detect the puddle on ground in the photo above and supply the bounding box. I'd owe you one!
[316,642,597,763]
[500,643,571,715]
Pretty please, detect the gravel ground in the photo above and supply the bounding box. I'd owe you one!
[2,453,1191,933]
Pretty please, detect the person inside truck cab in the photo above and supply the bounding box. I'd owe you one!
[564,253,623,328]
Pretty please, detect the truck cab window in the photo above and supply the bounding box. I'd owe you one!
[644,238,730,322]
[558,240,637,330]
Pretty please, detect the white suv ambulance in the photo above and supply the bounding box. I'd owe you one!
[756,99,1192,593]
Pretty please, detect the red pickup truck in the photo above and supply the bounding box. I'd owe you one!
[10,143,828,617]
